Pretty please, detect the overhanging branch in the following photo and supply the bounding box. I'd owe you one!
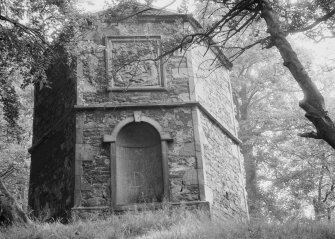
[298,131,322,139]
[0,14,48,47]
[289,8,335,34]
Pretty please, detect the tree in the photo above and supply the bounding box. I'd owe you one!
[235,35,335,220]
[230,44,285,219]
[177,0,190,14]
[0,0,77,126]
[162,0,335,149]
[0,78,33,225]
[0,0,76,225]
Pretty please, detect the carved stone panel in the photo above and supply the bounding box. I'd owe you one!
[106,36,163,89]
[116,122,164,205]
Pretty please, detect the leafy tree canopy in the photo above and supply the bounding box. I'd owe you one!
[0,0,78,131]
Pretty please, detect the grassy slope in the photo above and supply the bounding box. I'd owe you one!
[1,209,335,239]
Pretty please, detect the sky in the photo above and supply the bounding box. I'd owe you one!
[76,0,192,12]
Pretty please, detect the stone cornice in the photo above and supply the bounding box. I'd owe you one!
[196,103,242,145]
[74,101,198,110]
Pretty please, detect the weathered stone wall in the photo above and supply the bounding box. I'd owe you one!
[75,107,200,207]
[191,45,236,133]
[76,16,192,105]
[29,46,76,219]
[189,44,248,220]
[73,11,248,221]
[199,111,247,220]
[74,13,203,209]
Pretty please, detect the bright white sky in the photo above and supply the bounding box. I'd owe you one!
[77,0,193,12]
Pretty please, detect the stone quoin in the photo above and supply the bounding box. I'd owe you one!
[28,5,248,221]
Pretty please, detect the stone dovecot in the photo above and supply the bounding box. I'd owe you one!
[28,4,248,221]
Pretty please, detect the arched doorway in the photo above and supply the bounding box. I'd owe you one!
[116,122,164,205]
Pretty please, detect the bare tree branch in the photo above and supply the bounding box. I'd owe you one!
[298,131,322,139]
[0,14,48,46]
[289,8,335,34]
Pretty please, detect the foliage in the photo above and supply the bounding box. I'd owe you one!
[192,0,335,58]
[0,48,34,211]
[0,0,80,127]
[1,2,41,128]
[0,0,79,223]
[168,0,335,149]
[2,209,335,238]
[230,33,335,221]
[177,0,190,14]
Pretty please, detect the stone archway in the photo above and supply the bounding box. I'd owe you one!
[116,121,163,204]
[103,111,171,208]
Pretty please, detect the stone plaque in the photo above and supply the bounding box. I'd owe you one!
[106,36,163,89]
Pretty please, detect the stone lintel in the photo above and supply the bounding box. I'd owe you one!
[161,133,173,141]
[103,135,114,143]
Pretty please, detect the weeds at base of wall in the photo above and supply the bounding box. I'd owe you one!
[1,209,335,239]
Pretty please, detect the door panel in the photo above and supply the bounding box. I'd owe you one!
[116,122,163,205]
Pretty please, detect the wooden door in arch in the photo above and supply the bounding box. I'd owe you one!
[116,122,164,205]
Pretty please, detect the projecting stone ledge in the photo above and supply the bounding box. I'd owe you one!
[71,201,210,219]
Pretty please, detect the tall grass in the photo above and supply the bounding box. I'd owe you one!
[1,208,335,239]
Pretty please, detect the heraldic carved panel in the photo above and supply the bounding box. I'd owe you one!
[106,36,164,89]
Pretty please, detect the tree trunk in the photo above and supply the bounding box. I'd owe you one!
[0,178,30,226]
[313,167,325,221]
[260,0,335,149]
[313,198,323,221]
[235,86,261,217]
[241,144,261,216]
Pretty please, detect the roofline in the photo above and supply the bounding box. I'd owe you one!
[137,13,233,70]
[87,5,233,70]
[185,14,233,70]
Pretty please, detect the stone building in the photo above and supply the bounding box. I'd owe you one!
[28,5,248,221]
